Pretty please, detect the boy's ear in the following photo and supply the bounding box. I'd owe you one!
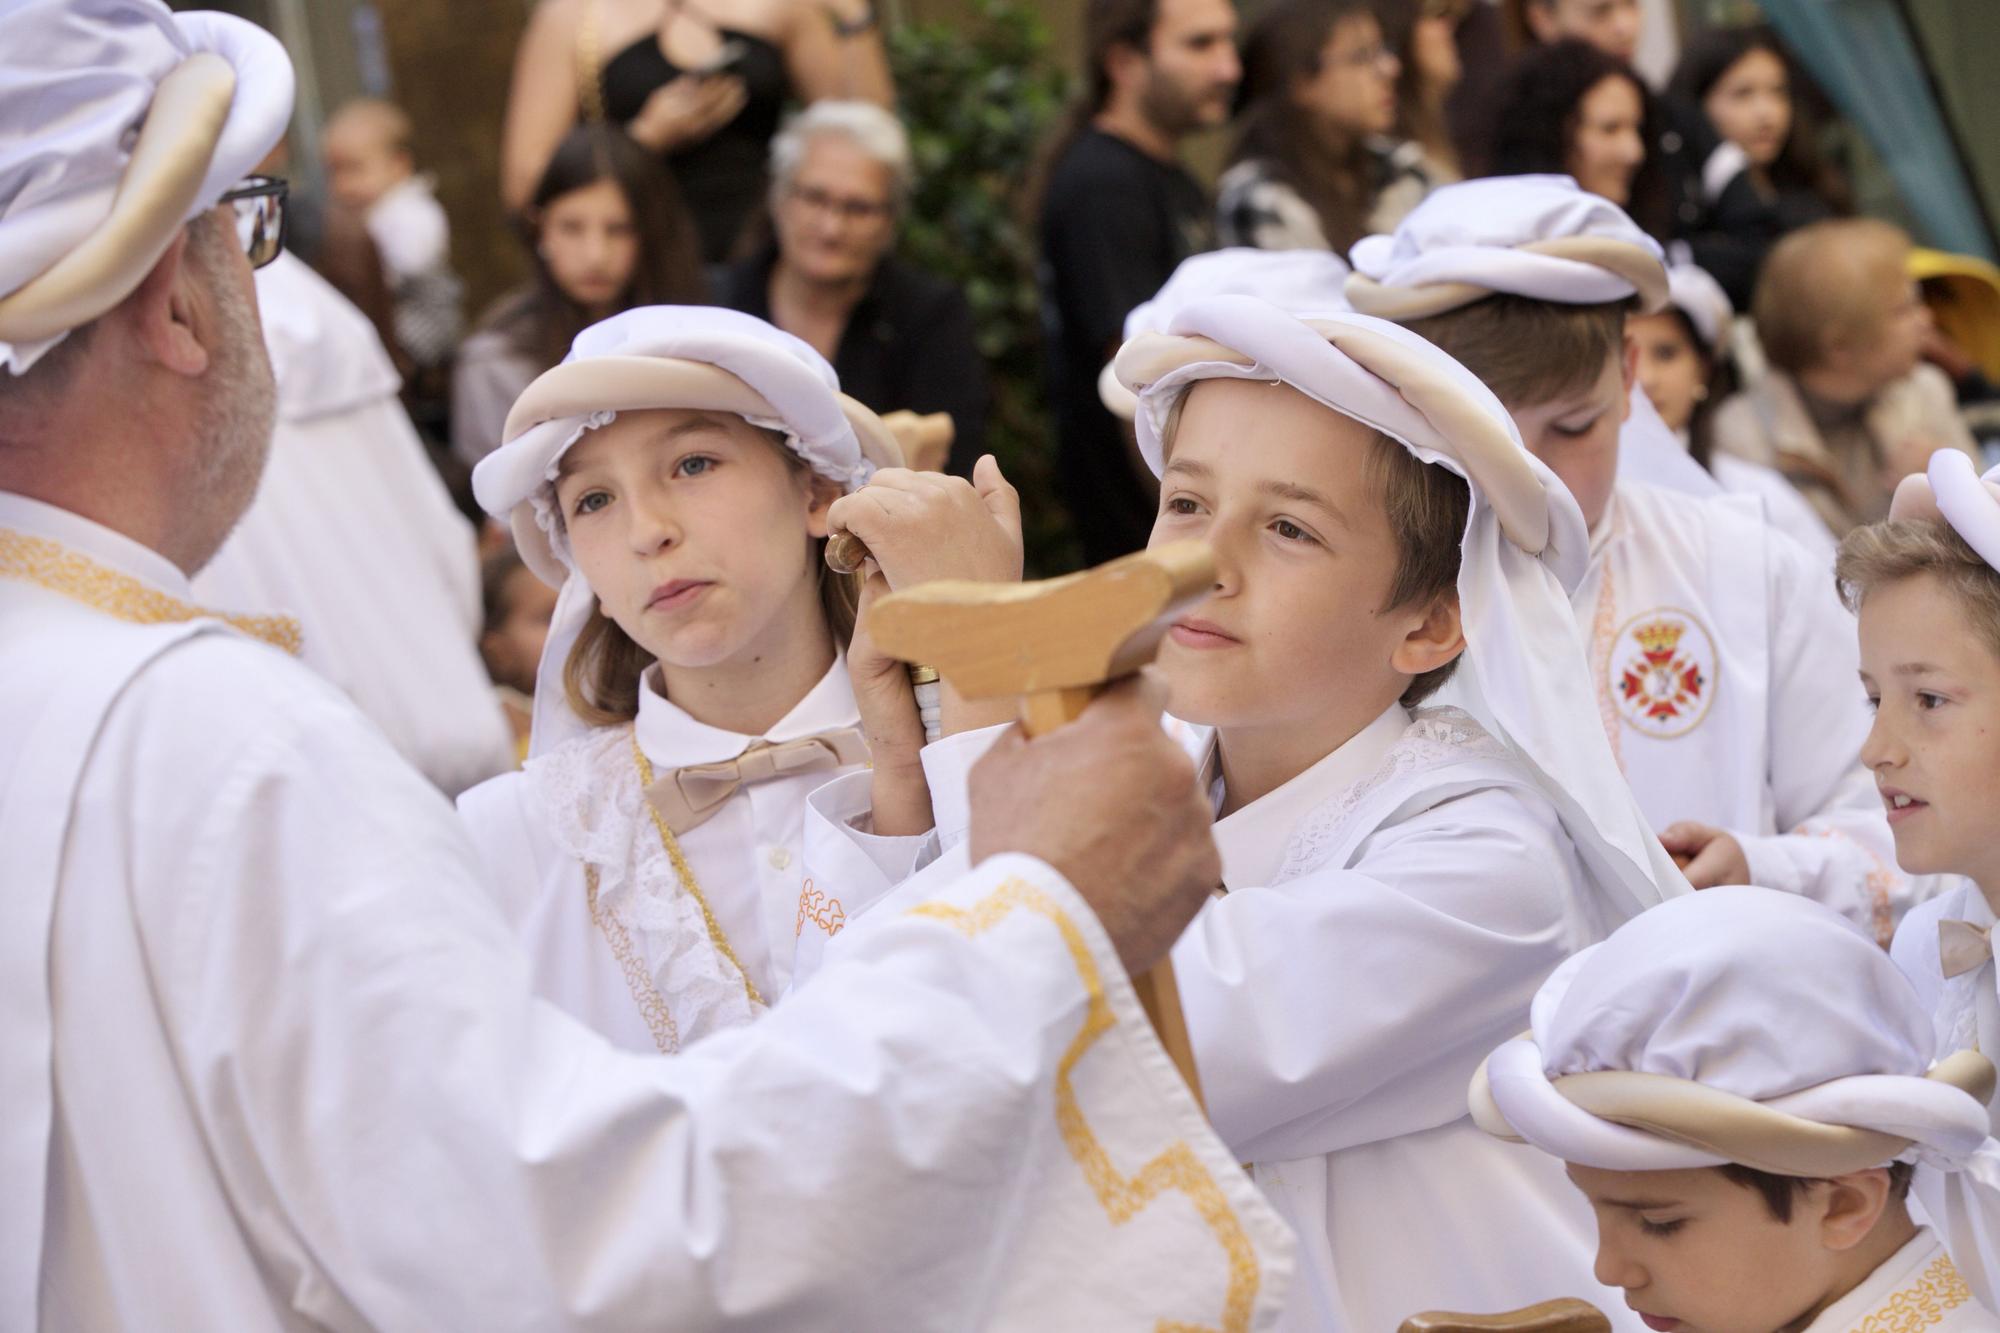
[1389,590,1467,679]
[1815,1169,1895,1253]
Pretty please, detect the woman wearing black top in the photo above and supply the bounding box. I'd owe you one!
[1666,24,1848,311]
[501,0,892,264]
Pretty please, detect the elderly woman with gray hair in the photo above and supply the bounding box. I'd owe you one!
[716,100,988,472]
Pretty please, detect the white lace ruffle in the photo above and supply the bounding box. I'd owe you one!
[1274,706,1510,883]
[525,723,763,1048]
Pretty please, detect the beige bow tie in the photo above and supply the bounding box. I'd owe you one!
[1941,919,1994,979]
[645,729,870,835]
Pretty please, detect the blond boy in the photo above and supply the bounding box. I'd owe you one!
[1857,452,2000,1309]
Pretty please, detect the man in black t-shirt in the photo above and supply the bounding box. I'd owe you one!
[1038,0,1240,565]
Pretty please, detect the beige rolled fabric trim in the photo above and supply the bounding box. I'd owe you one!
[1113,320,1553,556]
[1472,1045,1997,1178]
[1345,236,1671,321]
[0,54,236,345]
[502,355,903,471]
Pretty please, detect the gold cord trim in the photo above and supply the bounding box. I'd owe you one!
[0,527,301,654]
[1588,556,1622,769]
[632,731,766,1009]
[1855,1253,1973,1332]
[911,878,1259,1333]
[584,863,683,1055]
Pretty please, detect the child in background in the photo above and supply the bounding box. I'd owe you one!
[1714,218,1978,539]
[1627,260,1833,561]
[1474,885,2000,1332]
[321,97,463,373]
[1855,452,2000,1309]
[479,545,559,761]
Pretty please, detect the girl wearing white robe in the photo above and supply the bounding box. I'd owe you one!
[455,307,911,1053]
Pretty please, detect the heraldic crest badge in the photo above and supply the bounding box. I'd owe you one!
[1608,608,1718,739]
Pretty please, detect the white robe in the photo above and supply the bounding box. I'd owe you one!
[1894,882,2000,1310]
[456,660,890,1052]
[193,252,513,795]
[807,704,1652,1333]
[0,493,1295,1331]
[1801,1230,1998,1332]
[1575,480,1912,939]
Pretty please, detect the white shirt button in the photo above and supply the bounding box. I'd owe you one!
[767,846,792,871]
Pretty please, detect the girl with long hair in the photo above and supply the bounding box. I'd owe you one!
[452,124,708,468]
[1667,23,1848,309]
[1219,0,1437,254]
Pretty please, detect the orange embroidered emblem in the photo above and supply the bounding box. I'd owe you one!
[795,879,847,938]
[1607,607,1718,739]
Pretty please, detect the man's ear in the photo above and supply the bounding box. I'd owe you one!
[1816,1169,1895,1254]
[1102,39,1151,101]
[1389,589,1467,680]
[125,226,211,379]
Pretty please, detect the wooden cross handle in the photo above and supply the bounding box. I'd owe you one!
[865,541,1218,1110]
[880,409,955,474]
[822,409,957,575]
[1397,1300,1612,1333]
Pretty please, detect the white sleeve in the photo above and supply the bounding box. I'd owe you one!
[1173,783,1584,1166]
[146,667,1287,1329]
[1735,531,1911,942]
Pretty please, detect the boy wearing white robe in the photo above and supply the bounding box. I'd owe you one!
[1851,453,2000,1311]
[1348,174,1913,939]
[1475,885,2000,1332]
[807,296,1691,1330]
[0,5,1298,1327]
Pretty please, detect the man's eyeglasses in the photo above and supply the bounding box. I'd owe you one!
[219,176,288,269]
[786,183,894,224]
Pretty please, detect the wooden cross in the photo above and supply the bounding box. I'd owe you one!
[864,541,1217,1108]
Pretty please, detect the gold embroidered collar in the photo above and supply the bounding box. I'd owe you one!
[0,526,302,655]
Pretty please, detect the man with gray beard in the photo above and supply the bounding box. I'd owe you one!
[0,3,1289,1328]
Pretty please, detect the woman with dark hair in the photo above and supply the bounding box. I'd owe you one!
[1371,0,1467,184]
[1219,0,1437,254]
[452,124,709,467]
[1489,38,1668,238]
[1667,23,1847,310]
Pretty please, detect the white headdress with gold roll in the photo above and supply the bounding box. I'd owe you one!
[0,0,295,373]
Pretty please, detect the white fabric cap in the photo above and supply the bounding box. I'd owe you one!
[1097,248,1353,419]
[0,0,295,372]
[1473,886,2000,1183]
[1889,450,2000,576]
[1113,294,1686,920]
[1664,262,1734,352]
[471,304,899,759]
[1346,174,1669,318]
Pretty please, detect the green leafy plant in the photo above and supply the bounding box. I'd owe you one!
[891,0,1080,573]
